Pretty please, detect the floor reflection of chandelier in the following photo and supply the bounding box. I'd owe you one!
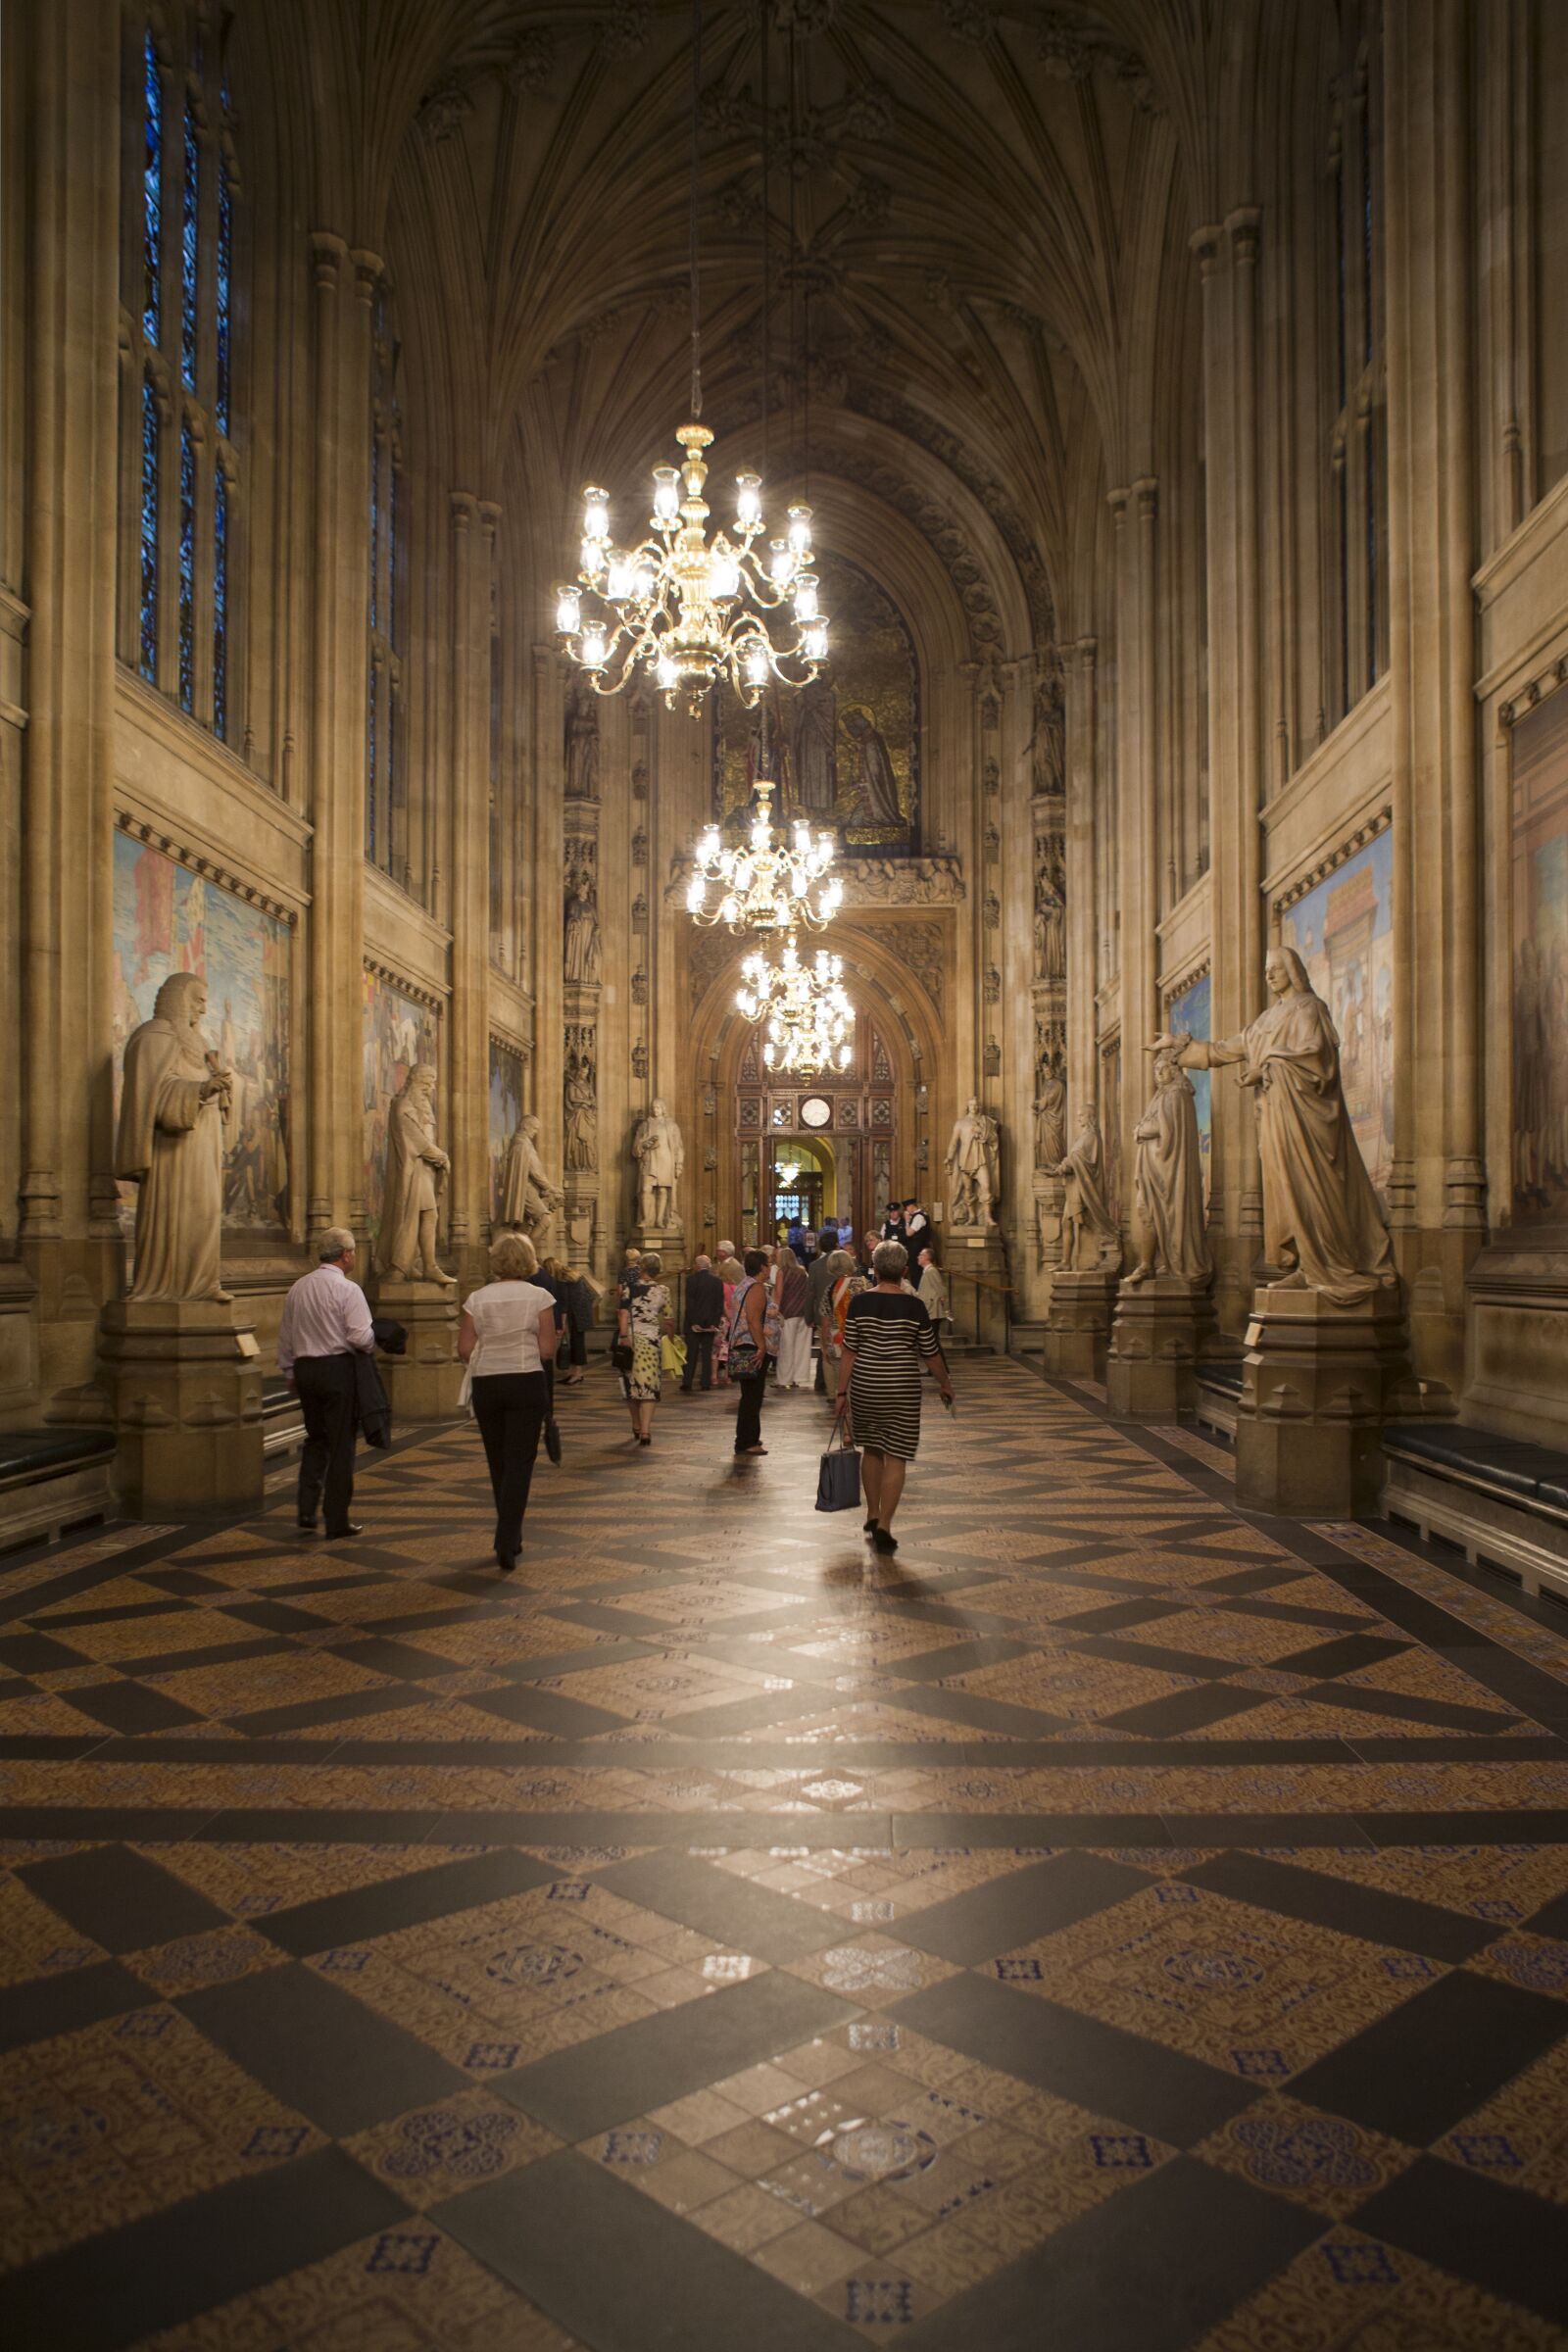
[687,778,841,932]
[738,932,855,1074]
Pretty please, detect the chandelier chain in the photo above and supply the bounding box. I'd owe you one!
[688,0,703,420]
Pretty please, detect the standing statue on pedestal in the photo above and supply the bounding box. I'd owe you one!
[1034,1059,1067,1169]
[116,972,234,1302]
[1128,1047,1212,1284]
[564,871,601,986]
[501,1113,563,1247]
[945,1098,1001,1227]
[377,1063,454,1286]
[1152,944,1395,1306]
[632,1098,684,1230]
[564,685,600,802]
[1049,1107,1120,1270]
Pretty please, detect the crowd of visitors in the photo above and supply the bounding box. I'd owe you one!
[279,1196,955,1575]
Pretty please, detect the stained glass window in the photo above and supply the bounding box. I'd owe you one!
[213,467,228,739]
[142,34,162,345]
[217,170,232,435]
[178,421,196,711]
[181,104,199,392]
[139,376,159,681]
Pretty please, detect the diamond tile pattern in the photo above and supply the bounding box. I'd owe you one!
[0,1359,1566,2346]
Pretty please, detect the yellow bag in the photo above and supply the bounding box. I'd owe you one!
[661,1334,687,1377]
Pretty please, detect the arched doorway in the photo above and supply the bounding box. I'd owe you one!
[728,1004,906,1251]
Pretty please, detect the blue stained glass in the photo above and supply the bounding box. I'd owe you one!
[178,422,196,711]
[142,35,162,344]
[139,376,159,680]
[181,106,199,391]
[213,467,228,738]
[217,171,232,434]
[367,663,377,860]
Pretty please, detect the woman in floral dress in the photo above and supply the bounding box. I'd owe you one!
[617,1250,671,1447]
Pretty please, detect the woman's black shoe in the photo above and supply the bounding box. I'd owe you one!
[495,1545,516,1573]
[862,1516,877,1535]
[872,1527,899,1554]
[545,1420,563,1465]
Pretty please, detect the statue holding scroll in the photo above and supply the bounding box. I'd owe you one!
[1128,1047,1211,1284]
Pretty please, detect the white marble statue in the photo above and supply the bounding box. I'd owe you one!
[501,1112,563,1245]
[1049,1106,1120,1271]
[945,1098,1001,1227]
[1128,1047,1212,1284]
[1152,944,1396,1307]
[377,1062,454,1285]
[632,1098,684,1230]
[115,971,233,1303]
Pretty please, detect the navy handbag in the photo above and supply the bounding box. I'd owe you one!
[815,1423,862,1512]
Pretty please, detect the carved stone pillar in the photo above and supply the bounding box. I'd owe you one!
[306,237,378,1243]
[1106,482,1160,1250]
[1193,213,1266,1333]
[1384,0,1484,1396]
[446,492,496,1288]
[22,0,122,1409]
[560,668,602,1269]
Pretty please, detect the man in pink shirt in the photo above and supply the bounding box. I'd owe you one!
[277,1228,375,1538]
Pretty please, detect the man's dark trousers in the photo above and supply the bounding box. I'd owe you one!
[682,1331,715,1391]
[294,1353,359,1534]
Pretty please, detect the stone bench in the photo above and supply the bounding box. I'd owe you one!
[1195,1360,1243,1439]
[1383,1422,1568,1606]
[0,1430,117,1554]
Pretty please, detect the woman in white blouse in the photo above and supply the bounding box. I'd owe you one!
[459,1231,559,1573]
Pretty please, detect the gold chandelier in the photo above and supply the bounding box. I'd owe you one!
[687,774,841,932]
[556,441,828,716]
[737,931,855,1075]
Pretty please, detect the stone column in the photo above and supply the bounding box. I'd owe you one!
[1383,0,1484,1396]
[23,0,122,1409]
[306,236,378,1243]
[1062,638,1098,1128]
[1106,482,1160,1242]
[445,491,495,1290]
[1192,212,1266,1335]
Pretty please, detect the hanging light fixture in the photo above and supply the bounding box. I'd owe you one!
[737,931,856,1075]
[686,781,841,931]
[554,0,829,714]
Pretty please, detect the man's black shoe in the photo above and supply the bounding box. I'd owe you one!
[325,1522,365,1541]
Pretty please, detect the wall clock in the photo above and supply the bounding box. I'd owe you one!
[799,1095,832,1130]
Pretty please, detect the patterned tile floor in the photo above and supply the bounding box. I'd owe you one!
[2,1358,1568,2346]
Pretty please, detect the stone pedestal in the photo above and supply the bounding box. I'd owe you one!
[950,1226,1009,1350]
[370,1278,463,1419]
[1106,1274,1217,1417]
[99,1298,265,1518]
[1235,1282,1410,1516]
[632,1223,685,1275]
[1042,1269,1119,1377]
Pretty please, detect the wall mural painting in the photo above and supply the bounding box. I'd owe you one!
[363,969,439,1245]
[1281,828,1395,1201]
[1166,971,1212,1203]
[712,551,919,856]
[1511,687,1568,1223]
[112,830,291,1234]
[489,1038,525,1227]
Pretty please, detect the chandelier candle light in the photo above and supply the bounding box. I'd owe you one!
[738,931,855,1075]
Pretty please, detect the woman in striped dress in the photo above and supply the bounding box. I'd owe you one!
[834,1240,955,1553]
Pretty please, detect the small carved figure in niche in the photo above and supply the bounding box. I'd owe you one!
[377,1063,454,1285]
[564,1049,598,1172]
[631,1041,649,1078]
[1127,1047,1211,1284]
[631,894,649,929]
[1049,1107,1120,1271]
[983,965,1001,1005]
[983,891,1001,929]
[945,1098,1001,1227]
[501,1112,563,1247]
[630,829,649,867]
[633,1099,684,1229]
[564,684,600,800]
[631,761,649,802]
[1152,945,1396,1305]
[1034,1053,1067,1168]
[631,970,648,1007]
[1027,662,1066,798]
[564,868,601,986]
[116,971,234,1302]
[1035,878,1065,979]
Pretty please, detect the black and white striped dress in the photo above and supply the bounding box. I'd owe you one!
[843,1291,939,1461]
